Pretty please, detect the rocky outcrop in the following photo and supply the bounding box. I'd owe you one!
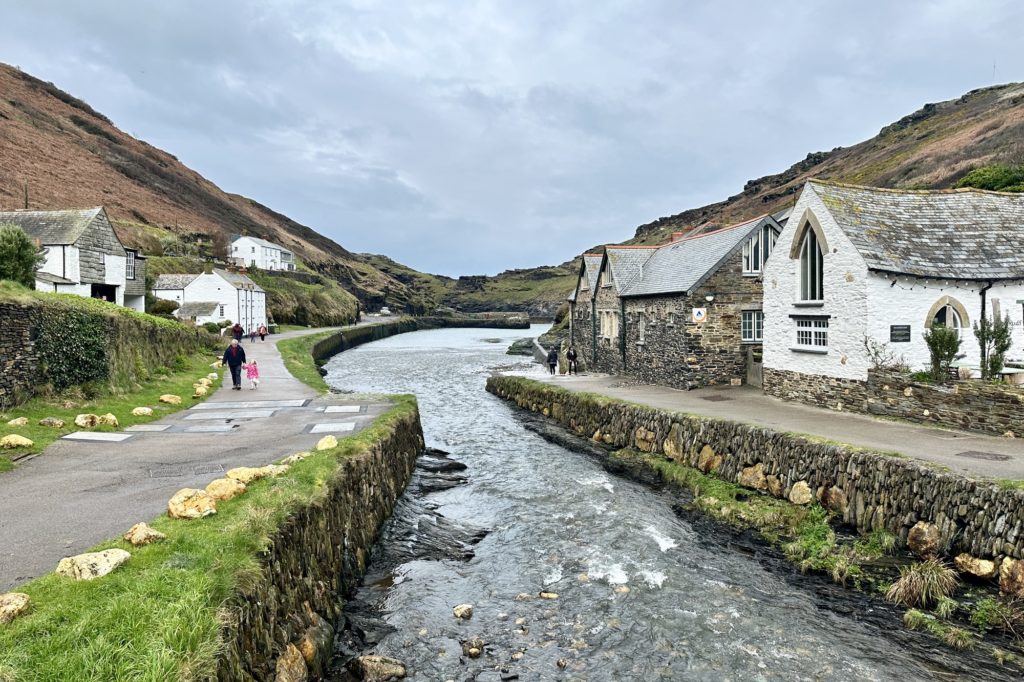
[55,549,131,580]
[167,488,217,519]
[123,522,167,546]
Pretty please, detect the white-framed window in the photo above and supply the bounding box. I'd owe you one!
[637,313,646,343]
[795,317,828,348]
[741,311,763,342]
[251,246,256,254]
[125,250,136,280]
[799,227,824,301]
[219,304,225,317]
[742,225,779,274]
[601,261,613,287]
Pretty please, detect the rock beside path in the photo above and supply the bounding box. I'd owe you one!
[74,414,99,428]
[0,592,31,624]
[55,549,131,580]
[38,417,65,428]
[131,406,153,416]
[206,477,246,501]
[0,434,33,449]
[123,522,167,546]
[226,464,289,484]
[6,417,28,427]
[159,394,182,405]
[97,413,119,427]
[168,488,217,519]
[316,435,338,451]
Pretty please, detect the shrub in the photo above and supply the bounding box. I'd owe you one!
[973,313,1013,379]
[922,324,962,382]
[862,335,908,372]
[148,298,179,315]
[954,164,1024,192]
[0,223,45,288]
[886,558,959,608]
[970,597,1024,638]
[203,322,221,334]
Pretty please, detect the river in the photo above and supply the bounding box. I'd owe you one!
[322,325,992,681]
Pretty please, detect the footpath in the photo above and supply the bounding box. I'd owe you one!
[536,373,1024,480]
[0,326,389,591]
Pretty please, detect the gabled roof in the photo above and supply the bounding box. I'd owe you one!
[234,234,291,253]
[35,271,75,285]
[177,301,219,318]
[0,207,105,245]
[604,246,658,294]
[568,254,604,302]
[153,273,199,290]
[213,269,264,292]
[619,215,781,297]
[807,180,1024,280]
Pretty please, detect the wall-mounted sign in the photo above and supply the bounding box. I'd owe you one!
[692,308,708,324]
[890,325,911,343]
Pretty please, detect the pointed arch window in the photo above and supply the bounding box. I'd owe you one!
[799,227,824,301]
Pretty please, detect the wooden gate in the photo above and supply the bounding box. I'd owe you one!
[746,346,763,388]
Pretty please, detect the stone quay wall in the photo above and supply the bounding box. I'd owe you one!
[486,375,1024,561]
[216,401,424,681]
[765,367,1024,437]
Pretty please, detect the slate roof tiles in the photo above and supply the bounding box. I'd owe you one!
[0,207,104,245]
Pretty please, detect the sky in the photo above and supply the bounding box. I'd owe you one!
[1,1,1023,276]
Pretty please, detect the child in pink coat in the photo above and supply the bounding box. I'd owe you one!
[245,360,260,390]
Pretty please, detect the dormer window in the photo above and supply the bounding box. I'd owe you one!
[601,261,613,287]
[799,227,824,301]
[742,224,779,274]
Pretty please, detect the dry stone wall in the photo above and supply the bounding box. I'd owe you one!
[0,303,37,406]
[487,375,1024,561]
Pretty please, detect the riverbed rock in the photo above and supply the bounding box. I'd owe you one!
[999,558,1024,597]
[74,413,99,428]
[275,643,308,682]
[55,549,131,580]
[97,413,119,427]
[461,637,485,658]
[0,434,33,449]
[6,417,28,427]
[788,481,812,505]
[123,522,167,546]
[0,592,31,624]
[538,591,559,600]
[697,445,722,473]
[38,417,65,428]
[453,603,474,620]
[908,521,940,558]
[514,592,533,601]
[206,477,246,501]
[954,553,997,580]
[168,488,217,519]
[316,435,338,451]
[738,463,767,491]
[131,406,153,416]
[351,655,407,680]
[297,607,334,676]
[159,394,182,405]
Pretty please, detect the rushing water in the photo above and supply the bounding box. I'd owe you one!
[323,326,997,681]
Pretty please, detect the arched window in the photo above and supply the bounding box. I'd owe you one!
[925,296,969,331]
[932,304,962,329]
[799,226,824,301]
[742,224,780,274]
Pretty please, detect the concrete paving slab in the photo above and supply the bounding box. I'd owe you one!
[125,424,172,432]
[190,399,307,410]
[309,422,357,433]
[325,405,362,413]
[184,424,239,433]
[182,409,276,420]
[62,432,134,442]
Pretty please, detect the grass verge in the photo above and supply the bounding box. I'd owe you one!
[276,330,338,392]
[0,395,417,682]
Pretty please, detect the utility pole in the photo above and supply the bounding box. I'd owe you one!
[23,181,28,209]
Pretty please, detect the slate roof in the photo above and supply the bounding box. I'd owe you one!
[605,246,658,294]
[214,269,264,292]
[177,301,219,318]
[0,208,104,245]
[234,235,291,253]
[568,254,605,302]
[808,180,1024,280]
[153,274,199,290]
[619,215,779,297]
[35,271,75,285]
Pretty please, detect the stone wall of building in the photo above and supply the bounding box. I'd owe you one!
[765,366,1024,436]
[487,375,1024,560]
[0,303,38,407]
[591,280,624,374]
[76,211,127,284]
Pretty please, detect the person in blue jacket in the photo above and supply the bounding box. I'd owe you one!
[222,338,247,390]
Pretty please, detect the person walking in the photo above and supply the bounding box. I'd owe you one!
[258,324,268,342]
[567,346,579,375]
[245,360,260,390]
[222,339,247,390]
[546,347,558,375]
[249,328,258,343]
[232,322,244,343]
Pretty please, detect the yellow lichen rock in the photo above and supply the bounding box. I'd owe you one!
[316,435,338,451]
[167,488,217,519]
[131,407,153,417]
[55,549,131,580]
[0,434,33,449]
[0,592,31,624]
[74,414,100,428]
[122,522,167,546]
[97,413,119,427]
[159,394,182,405]
[206,477,246,501]
[6,417,28,427]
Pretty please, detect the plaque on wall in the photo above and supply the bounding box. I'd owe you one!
[692,308,707,324]
[890,325,911,342]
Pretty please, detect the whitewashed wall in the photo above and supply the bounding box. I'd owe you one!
[103,254,126,306]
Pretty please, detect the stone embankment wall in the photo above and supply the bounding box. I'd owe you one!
[765,367,1024,436]
[217,402,424,680]
[486,375,1024,561]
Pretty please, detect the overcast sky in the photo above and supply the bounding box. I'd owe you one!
[1,1,1022,276]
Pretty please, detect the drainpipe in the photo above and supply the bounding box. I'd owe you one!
[619,297,627,369]
[979,281,993,375]
[591,302,597,364]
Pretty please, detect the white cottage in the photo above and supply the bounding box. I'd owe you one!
[230,235,295,271]
[0,207,146,310]
[153,269,267,331]
[763,180,1024,392]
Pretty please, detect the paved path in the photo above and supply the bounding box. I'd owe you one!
[0,327,389,591]
[536,373,1024,480]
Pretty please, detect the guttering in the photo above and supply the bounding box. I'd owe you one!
[619,297,627,368]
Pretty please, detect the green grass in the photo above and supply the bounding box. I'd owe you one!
[995,479,1024,491]
[0,395,418,682]
[274,324,309,333]
[276,330,337,392]
[0,353,220,471]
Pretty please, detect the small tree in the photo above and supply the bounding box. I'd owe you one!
[0,223,45,288]
[974,314,1013,380]
[923,324,962,382]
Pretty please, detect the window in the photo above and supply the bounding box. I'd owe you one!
[932,304,963,329]
[251,246,256,254]
[742,225,779,274]
[601,261,613,287]
[795,317,828,348]
[219,304,225,317]
[637,313,646,343]
[741,311,763,342]
[125,250,136,280]
[799,227,823,301]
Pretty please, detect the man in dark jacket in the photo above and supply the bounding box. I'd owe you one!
[546,347,558,375]
[232,323,244,343]
[567,346,579,375]
[223,339,247,390]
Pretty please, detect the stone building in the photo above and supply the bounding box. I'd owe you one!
[762,180,1024,399]
[153,269,267,331]
[0,207,146,310]
[566,253,603,366]
[569,214,785,388]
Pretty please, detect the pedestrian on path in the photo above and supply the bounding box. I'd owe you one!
[567,346,578,375]
[249,328,258,343]
[222,339,247,390]
[245,360,260,390]
[546,347,558,375]
[232,322,244,343]
[258,324,268,342]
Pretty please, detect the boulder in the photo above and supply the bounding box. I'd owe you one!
[822,486,848,514]
[197,377,213,387]
[55,549,131,580]
[316,435,338,451]
[0,434,33,449]
[6,417,28,427]
[97,413,119,427]
[352,655,407,681]
[954,553,997,580]
[263,464,289,477]
[192,385,208,397]
[738,463,767,491]
[697,445,722,473]
[226,465,288,484]
[788,481,812,505]
[207,373,219,380]
[38,417,65,428]
[538,591,559,600]
[0,592,31,624]
[123,522,167,546]
[999,558,1024,597]
[461,637,485,658]
[453,603,474,620]
[907,521,940,558]
[74,413,100,428]
[206,477,246,501]
[167,488,217,519]
[131,406,153,417]
[275,643,309,682]
[766,475,782,498]
[159,394,182,405]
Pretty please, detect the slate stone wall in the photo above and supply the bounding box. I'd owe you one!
[487,375,1024,561]
[0,303,38,407]
[764,367,1024,436]
[591,281,624,373]
[76,211,127,284]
